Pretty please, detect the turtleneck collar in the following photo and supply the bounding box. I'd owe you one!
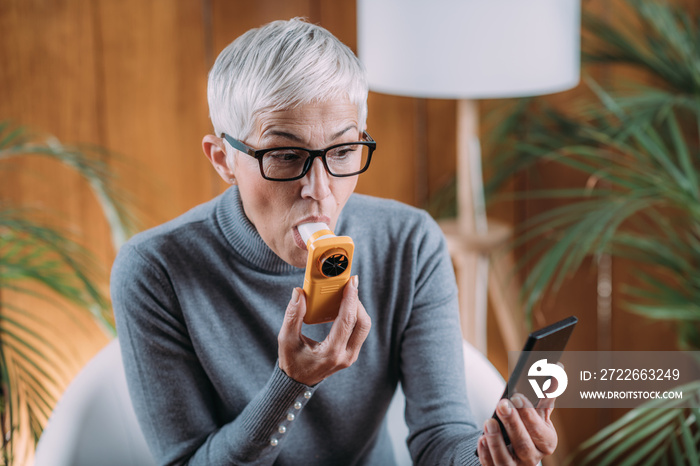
[215,186,301,275]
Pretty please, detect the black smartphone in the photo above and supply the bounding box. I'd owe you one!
[482,316,578,452]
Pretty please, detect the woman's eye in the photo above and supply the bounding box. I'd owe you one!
[329,146,358,159]
[268,151,304,162]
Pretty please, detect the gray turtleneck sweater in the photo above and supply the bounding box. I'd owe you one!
[111,187,482,465]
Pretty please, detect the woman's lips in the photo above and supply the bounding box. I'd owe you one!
[292,227,307,250]
[292,216,332,251]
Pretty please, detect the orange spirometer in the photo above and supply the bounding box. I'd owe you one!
[297,222,354,325]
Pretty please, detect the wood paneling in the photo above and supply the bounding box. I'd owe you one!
[357,93,419,204]
[211,0,314,58]
[96,0,215,230]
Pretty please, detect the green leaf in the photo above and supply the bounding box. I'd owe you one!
[616,424,675,466]
[627,305,700,321]
[679,410,700,465]
[0,119,137,459]
[573,381,700,465]
[579,409,678,465]
[666,111,699,200]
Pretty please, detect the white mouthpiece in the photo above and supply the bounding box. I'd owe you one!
[298,222,333,246]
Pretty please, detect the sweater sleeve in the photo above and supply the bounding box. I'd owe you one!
[111,242,317,465]
[399,212,483,466]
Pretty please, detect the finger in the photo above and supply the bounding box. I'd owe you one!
[344,298,371,358]
[477,435,495,466]
[536,362,564,414]
[533,376,557,410]
[536,392,556,421]
[496,398,542,463]
[278,287,306,346]
[326,275,360,346]
[514,394,558,456]
[483,418,514,465]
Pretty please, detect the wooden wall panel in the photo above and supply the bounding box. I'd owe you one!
[356,93,418,205]
[211,0,314,64]
[316,0,357,50]
[0,0,110,324]
[96,0,215,230]
[0,0,99,139]
[0,0,105,243]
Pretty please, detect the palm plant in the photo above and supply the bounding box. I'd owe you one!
[0,121,134,465]
[489,84,700,341]
[483,0,700,461]
[485,0,700,345]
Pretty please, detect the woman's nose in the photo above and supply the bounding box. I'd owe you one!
[301,157,331,200]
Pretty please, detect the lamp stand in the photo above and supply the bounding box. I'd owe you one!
[440,99,524,355]
[457,99,488,351]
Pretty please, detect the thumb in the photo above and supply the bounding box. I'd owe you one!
[280,287,305,339]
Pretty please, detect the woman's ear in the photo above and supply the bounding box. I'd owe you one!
[202,134,236,184]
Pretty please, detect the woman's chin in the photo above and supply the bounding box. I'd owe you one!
[284,249,308,269]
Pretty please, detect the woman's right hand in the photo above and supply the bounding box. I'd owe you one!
[277,275,371,386]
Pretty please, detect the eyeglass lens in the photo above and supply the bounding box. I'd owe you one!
[261,144,370,180]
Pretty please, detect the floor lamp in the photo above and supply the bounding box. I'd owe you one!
[357,0,580,354]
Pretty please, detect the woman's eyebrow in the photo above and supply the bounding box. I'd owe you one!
[262,125,358,144]
[331,125,358,140]
[263,130,304,143]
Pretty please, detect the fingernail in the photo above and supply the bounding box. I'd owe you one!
[291,287,300,305]
[511,394,524,408]
[498,399,512,416]
[351,275,359,288]
[484,419,498,434]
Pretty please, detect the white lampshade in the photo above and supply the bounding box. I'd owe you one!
[357,0,581,99]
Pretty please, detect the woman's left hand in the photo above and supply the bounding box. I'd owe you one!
[277,275,371,386]
[476,393,557,466]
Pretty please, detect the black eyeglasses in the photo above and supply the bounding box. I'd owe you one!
[221,131,376,182]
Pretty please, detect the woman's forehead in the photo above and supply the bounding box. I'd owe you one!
[254,100,359,142]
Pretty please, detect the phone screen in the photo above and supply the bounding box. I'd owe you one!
[493,316,578,446]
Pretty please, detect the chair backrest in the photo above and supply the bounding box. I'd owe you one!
[386,340,505,464]
[34,339,156,466]
[35,339,504,466]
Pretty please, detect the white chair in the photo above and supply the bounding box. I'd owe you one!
[35,339,504,466]
[34,339,156,466]
[387,341,505,464]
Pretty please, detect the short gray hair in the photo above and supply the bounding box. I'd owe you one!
[207,18,368,141]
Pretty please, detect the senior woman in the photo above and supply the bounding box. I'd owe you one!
[111,18,557,466]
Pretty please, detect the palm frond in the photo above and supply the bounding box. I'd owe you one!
[568,381,700,465]
[583,0,700,92]
[491,79,700,317]
[0,123,137,250]
[0,212,114,330]
[0,121,136,463]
